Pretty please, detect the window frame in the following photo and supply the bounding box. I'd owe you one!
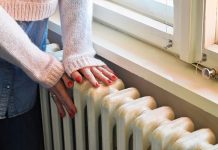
[108,0,174,26]
[174,0,205,63]
[93,0,208,64]
[93,0,175,54]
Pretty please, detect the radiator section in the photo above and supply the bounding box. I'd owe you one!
[40,79,218,150]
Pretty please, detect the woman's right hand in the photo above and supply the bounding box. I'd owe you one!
[49,74,77,118]
[71,65,117,87]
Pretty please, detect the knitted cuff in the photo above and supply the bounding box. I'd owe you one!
[63,55,105,76]
[40,59,64,88]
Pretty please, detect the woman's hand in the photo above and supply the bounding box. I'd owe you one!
[70,65,117,87]
[49,74,77,118]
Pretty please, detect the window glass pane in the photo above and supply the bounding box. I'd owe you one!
[109,0,174,26]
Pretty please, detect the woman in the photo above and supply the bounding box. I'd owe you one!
[0,0,117,150]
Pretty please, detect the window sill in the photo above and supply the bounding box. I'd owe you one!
[48,12,218,118]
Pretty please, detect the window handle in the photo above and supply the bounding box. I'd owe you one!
[201,68,216,79]
[192,63,217,79]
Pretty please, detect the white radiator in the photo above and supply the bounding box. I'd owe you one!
[40,79,218,150]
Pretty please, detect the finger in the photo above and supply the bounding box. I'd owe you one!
[58,91,77,118]
[71,71,83,83]
[51,93,66,118]
[80,67,99,87]
[62,74,74,88]
[102,65,114,74]
[53,91,77,118]
[52,82,77,118]
[97,66,117,81]
[91,67,112,85]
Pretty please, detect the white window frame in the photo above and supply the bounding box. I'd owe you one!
[93,0,175,54]
[174,0,205,63]
[93,0,207,64]
[108,0,174,26]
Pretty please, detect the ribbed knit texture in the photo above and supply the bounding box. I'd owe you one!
[0,0,105,87]
[0,0,58,21]
[59,0,105,76]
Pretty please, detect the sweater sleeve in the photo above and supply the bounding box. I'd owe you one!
[59,0,105,76]
[0,6,64,88]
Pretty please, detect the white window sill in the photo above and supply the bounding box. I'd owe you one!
[48,12,218,118]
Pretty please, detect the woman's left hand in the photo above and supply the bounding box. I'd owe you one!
[49,74,76,118]
[70,65,117,87]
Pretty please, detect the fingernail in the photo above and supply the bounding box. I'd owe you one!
[67,81,74,88]
[76,76,82,83]
[70,114,74,118]
[69,111,75,118]
[108,80,113,84]
[95,82,100,87]
[60,113,65,118]
[111,75,117,81]
[70,112,75,118]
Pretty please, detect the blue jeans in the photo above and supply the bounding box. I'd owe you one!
[0,19,48,118]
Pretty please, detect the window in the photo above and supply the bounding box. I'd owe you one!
[93,0,218,67]
[93,0,174,54]
[109,0,174,26]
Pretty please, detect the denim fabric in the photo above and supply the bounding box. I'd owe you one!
[0,18,48,119]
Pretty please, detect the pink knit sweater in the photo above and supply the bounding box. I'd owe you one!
[0,0,105,88]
